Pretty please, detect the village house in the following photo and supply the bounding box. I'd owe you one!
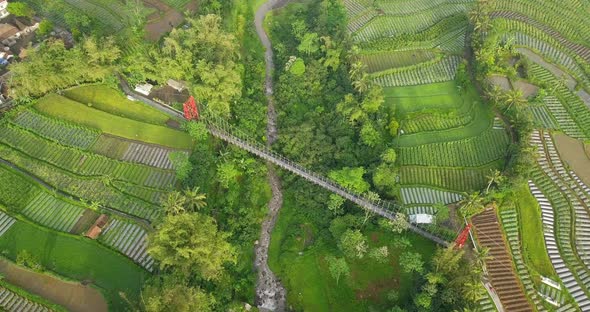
[0,0,9,20]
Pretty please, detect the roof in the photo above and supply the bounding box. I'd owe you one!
[167,79,187,91]
[84,214,109,239]
[409,214,434,224]
[0,24,18,41]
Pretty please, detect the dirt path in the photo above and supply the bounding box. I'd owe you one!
[253,1,293,311]
[0,260,108,312]
[553,133,590,186]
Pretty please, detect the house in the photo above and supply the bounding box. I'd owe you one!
[0,23,18,45]
[0,1,8,20]
[134,83,154,96]
[167,79,187,92]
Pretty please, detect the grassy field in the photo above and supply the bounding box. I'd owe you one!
[512,184,556,278]
[63,85,171,126]
[0,212,147,310]
[269,191,437,311]
[384,81,466,115]
[35,94,192,149]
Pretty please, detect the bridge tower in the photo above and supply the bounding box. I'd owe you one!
[183,96,199,120]
[455,224,472,248]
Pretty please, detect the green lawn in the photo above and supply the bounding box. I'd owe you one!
[35,94,193,149]
[387,81,494,147]
[269,191,437,311]
[513,184,556,278]
[63,85,171,126]
[0,213,148,310]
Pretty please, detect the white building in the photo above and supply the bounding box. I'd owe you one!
[0,1,9,20]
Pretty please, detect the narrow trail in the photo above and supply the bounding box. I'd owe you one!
[253,1,291,310]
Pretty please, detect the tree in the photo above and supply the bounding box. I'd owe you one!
[485,169,505,194]
[434,203,450,223]
[369,246,389,264]
[473,246,493,268]
[339,229,368,259]
[329,167,370,194]
[399,251,424,274]
[388,119,400,137]
[169,152,192,181]
[381,149,397,164]
[503,89,526,112]
[37,20,54,36]
[360,123,381,147]
[379,213,409,234]
[373,164,398,196]
[326,256,349,285]
[459,192,486,218]
[352,73,371,94]
[183,187,207,212]
[7,2,34,18]
[142,275,214,312]
[297,32,320,55]
[163,191,186,216]
[327,194,345,215]
[462,277,486,303]
[148,212,236,280]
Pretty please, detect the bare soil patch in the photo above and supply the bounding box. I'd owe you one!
[0,260,108,312]
[513,80,539,98]
[142,0,184,42]
[553,133,590,186]
[355,277,398,301]
[70,210,100,235]
[488,75,511,91]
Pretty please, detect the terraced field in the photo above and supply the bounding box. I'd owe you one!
[0,286,56,312]
[101,219,154,272]
[22,193,85,233]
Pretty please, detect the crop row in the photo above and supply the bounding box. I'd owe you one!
[543,96,586,139]
[21,192,84,233]
[372,56,461,87]
[0,124,176,190]
[491,0,589,45]
[0,286,52,312]
[400,186,463,205]
[63,0,125,31]
[353,4,468,42]
[101,219,154,272]
[528,104,559,130]
[0,212,16,238]
[0,144,161,221]
[402,111,472,134]
[375,0,473,15]
[399,165,490,192]
[360,50,436,73]
[530,63,590,137]
[92,135,182,170]
[13,109,99,150]
[397,128,509,167]
[343,0,370,18]
[505,30,588,83]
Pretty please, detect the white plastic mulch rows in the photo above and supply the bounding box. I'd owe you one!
[400,186,462,205]
[122,142,184,171]
[372,56,461,87]
[542,96,586,140]
[528,181,590,310]
[101,219,154,272]
[0,287,53,312]
[0,212,16,238]
[21,193,84,233]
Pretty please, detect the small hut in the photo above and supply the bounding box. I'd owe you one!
[85,214,109,239]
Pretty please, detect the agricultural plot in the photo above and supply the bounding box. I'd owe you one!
[0,144,161,221]
[0,287,54,312]
[359,50,436,73]
[0,212,16,238]
[353,4,469,42]
[529,104,560,130]
[12,110,100,150]
[400,187,462,205]
[499,209,548,310]
[375,0,473,15]
[372,56,462,87]
[101,219,154,272]
[62,0,125,31]
[405,206,436,216]
[399,165,492,192]
[402,112,472,134]
[35,94,193,150]
[542,96,585,139]
[92,135,186,170]
[21,193,84,233]
[490,0,589,45]
[0,124,176,190]
[397,128,509,167]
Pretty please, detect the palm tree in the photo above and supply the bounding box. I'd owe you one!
[349,61,366,81]
[183,187,207,212]
[462,277,486,303]
[485,169,505,194]
[473,246,493,268]
[486,85,504,104]
[503,89,526,112]
[163,191,186,215]
[459,192,485,218]
[352,73,371,94]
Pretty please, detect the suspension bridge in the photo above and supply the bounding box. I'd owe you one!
[119,79,450,246]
